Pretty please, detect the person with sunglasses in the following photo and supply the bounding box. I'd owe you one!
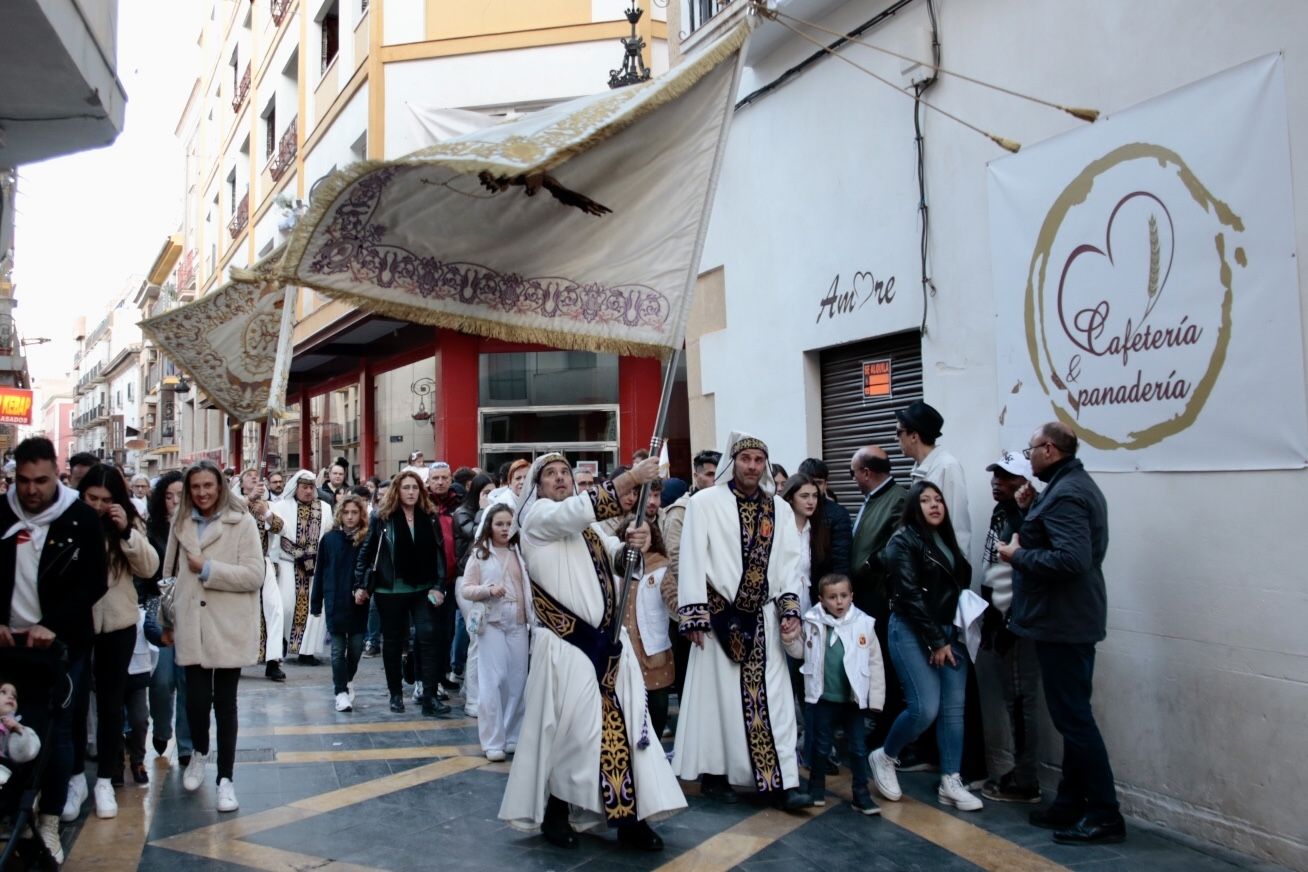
[997,422,1124,846]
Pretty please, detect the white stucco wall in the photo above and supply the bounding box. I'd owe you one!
[694,1,1308,867]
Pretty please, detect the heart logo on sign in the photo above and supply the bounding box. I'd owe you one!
[1024,143,1242,450]
[1057,192,1176,379]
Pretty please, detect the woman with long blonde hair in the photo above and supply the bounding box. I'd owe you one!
[311,495,371,712]
[352,471,450,716]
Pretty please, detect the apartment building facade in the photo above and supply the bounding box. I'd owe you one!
[149,0,680,478]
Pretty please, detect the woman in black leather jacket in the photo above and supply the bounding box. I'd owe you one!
[352,470,448,717]
[868,481,982,811]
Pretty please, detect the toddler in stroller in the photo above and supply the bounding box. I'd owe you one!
[0,641,72,869]
[0,679,41,786]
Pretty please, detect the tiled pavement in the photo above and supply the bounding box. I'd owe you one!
[57,656,1289,871]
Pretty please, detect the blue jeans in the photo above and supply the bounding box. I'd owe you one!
[366,597,381,647]
[30,654,87,816]
[807,699,871,803]
[149,645,192,756]
[331,632,365,695]
[451,609,469,675]
[1035,641,1120,820]
[883,614,968,775]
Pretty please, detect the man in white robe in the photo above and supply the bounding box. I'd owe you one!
[673,432,813,809]
[270,470,333,663]
[500,453,685,851]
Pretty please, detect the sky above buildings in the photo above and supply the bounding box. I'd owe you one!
[13,1,199,393]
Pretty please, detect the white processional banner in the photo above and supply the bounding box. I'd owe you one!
[988,54,1308,471]
[276,22,750,360]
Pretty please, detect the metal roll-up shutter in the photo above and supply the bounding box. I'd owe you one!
[820,331,923,508]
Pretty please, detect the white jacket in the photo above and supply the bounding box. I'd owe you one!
[785,603,886,711]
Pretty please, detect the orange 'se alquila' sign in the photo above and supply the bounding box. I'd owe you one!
[0,388,34,425]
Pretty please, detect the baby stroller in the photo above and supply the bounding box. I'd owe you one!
[0,640,71,871]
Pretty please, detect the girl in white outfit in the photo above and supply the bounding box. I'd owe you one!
[460,504,532,762]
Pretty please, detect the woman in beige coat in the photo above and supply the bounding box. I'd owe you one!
[76,465,160,821]
[163,460,263,814]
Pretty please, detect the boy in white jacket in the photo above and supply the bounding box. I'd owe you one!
[783,573,885,814]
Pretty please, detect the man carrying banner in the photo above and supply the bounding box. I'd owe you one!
[673,431,812,810]
[500,453,684,851]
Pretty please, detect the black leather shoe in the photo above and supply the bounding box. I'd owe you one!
[297,654,322,666]
[700,775,739,804]
[1030,807,1083,830]
[542,796,578,849]
[389,693,405,713]
[1053,816,1126,845]
[779,788,814,811]
[153,737,168,755]
[421,697,452,718]
[617,820,664,852]
[265,661,286,681]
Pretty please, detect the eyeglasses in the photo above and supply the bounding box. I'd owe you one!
[1022,442,1052,459]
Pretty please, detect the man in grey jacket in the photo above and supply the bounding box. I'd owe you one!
[998,422,1124,846]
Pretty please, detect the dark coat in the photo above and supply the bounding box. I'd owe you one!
[0,496,108,654]
[849,480,907,615]
[452,504,479,575]
[881,524,971,653]
[353,509,447,595]
[311,528,367,634]
[1009,457,1109,644]
[817,495,852,578]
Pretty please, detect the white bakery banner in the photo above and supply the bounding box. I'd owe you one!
[989,54,1308,471]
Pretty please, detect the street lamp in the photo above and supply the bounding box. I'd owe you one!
[608,3,653,89]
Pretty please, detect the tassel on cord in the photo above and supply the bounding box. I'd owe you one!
[765,5,1099,124]
[753,5,1022,154]
[637,690,651,750]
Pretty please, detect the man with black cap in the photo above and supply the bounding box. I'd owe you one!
[895,400,971,556]
[976,450,1042,805]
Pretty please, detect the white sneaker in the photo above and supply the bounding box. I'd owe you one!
[335,692,353,712]
[347,681,355,704]
[216,778,239,812]
[182,752,208,792]
[869,748,902,802]
[93,777,118,819]
[938,773,984,811]
[412,680,424,702]
[37,814,64,864]
[60,774,88,822]
[485,748,506,762]
[505,743,516,754]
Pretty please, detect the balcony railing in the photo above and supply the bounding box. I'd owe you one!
[177,249,196,291]
[232,63,251,112]
[269,117,297,182]
[228,191,250,239]
[73,403,108,430]
[271,0,292,27]
[75,362,103,395]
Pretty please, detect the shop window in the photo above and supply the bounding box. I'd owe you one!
[478,351,618,407]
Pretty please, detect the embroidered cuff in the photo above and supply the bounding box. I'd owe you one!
[776,593,800,621]
[677,603,710,634]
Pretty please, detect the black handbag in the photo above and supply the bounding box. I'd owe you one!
[365,526,386,593]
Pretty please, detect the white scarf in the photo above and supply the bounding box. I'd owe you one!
[4,483,80,543]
